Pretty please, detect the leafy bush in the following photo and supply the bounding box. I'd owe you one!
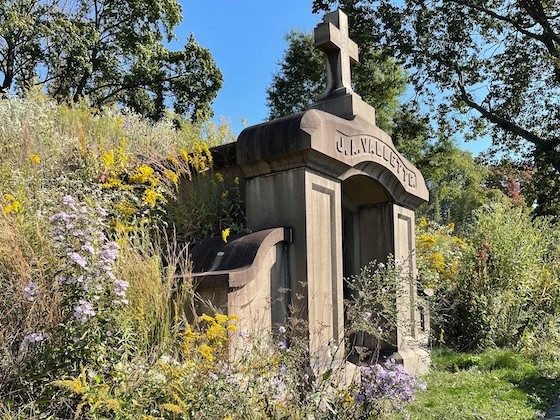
[431,202,560,351]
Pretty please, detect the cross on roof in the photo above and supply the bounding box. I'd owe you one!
[314,10,359,98]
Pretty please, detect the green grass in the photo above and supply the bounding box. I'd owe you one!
[400,348,560,419]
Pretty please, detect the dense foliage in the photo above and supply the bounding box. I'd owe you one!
[417,203,560,364]
[0,0,222,121]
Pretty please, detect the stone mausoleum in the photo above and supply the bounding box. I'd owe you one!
[189,10,430,374]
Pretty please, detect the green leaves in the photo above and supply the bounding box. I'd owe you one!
[0,0,222,121]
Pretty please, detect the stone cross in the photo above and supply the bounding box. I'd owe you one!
[314,10,359,98]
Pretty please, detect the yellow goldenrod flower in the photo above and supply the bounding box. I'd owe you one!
[101,177,133,191]
[130,165,155,184]
[29,154,41,164]
[3,194,22,215]
[197,344,214,362]
[430,252,446,272]
[115,201,136,216]
[417,234,436,247]
[179,148,190,163]
[101,150,116,168]
[143,188,164,207]
[163,168,179,184]
[234,176,240,185]
[113,220,133,233]
[200,313,215,323]
[3,201,22,215]
[206,323,225,340]
[215,313,229,324]
[215,172,224,183]
[227,324,238,333]
[221,228,230,243]
[167,154,179,167]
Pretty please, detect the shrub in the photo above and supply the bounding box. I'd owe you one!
[441,202,560,350]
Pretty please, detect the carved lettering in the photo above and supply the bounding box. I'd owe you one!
[335,133,418,190]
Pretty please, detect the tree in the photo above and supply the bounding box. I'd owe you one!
[417,138,508,231]
[312,0,560,215]
[0,0,222,121]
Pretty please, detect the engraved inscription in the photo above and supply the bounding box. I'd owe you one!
[336,134,417,188]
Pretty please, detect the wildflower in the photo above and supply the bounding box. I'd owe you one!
[200,313,215,323]
[167,154,179,167]
[3,194,22,215]
[19,332,46,351]
[214,313,229,324]
[279,364,287,375]
[113,278,129,299]
[81,242,95,254]
[143,188,164,207]
[68,252,88,269]
[179,148,190,163]
[100,242,119,263]
[74,300,96,323]
[278,341,287,350]
[101,150,116,168]
[130,164,155,184]
[23,282,39,302]
[163,168,179,184]
[29,154,41,164]
[378,262,385,269]
[197,344,215,362]
[221,228,231,243]
[115,201,136,216]
[361,311,372,320]
[206,323,225,340]
[215,172,224,183]
[234,176,240,185]
[278,325,286,334]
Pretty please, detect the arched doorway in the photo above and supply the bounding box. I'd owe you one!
[341,174,399,361]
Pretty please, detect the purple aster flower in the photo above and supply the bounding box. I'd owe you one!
[68,252,88,268]
[62,195,76,206]
[278,325,286,334]
[278,341,287,350]
[81,242,95,254]
[74,299,96,323]
[100,242,119,263]
[19,331,47,351]
[23,282,39,302]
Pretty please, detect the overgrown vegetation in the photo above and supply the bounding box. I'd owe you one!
[0,95,427,418]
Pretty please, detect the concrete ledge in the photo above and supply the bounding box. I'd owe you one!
[189,227,292,289]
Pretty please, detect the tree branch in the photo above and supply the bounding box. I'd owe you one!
[447,0,546,41]
[456,69,549,149]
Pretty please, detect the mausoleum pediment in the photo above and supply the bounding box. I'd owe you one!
[237,109,428,209]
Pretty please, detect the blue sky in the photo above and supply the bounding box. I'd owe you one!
[175,1,490,155]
